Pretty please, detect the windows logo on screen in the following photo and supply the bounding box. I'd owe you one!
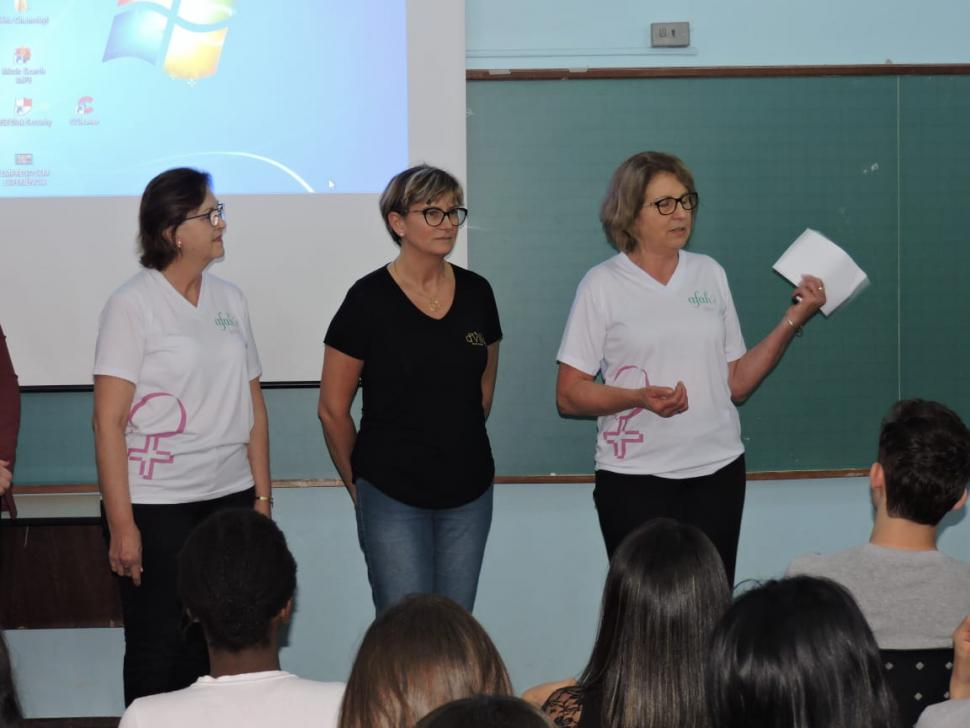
[102,0,235,80]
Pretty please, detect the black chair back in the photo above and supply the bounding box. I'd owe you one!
[880,647,953,726]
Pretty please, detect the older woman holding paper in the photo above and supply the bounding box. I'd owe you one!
[555,151,825,584]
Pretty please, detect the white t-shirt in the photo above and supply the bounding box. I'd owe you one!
[557,251,746,478]
[94,269,261,504]
[118,671,345,728]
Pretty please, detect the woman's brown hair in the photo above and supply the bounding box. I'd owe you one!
[599,151,696,253]
[339,594,512,728]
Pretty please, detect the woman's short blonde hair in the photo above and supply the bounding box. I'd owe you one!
[339,594,512,728]
[379,165,464,245]
[599,151,696,253]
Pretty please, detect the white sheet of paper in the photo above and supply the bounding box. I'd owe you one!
[772,228,869,316]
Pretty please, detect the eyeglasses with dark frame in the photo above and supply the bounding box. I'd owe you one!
[183,202,226,227]
[409,206,468,228]
[647,192,699,216]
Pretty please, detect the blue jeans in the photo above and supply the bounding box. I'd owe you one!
[354,478,493,613]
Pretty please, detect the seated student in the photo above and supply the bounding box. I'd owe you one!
[416,696,555,728]
[916,614,970,728]
[119,509,344,727]
[787,399,970,649]
[532,518,731,728]
[706,575,899,728]
[339,593,511,728]
[1,631,24,727]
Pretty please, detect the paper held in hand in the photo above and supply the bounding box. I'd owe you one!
[773,228,869,317]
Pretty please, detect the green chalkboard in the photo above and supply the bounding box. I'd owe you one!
[467,74,970,475]
[12,75,970,486]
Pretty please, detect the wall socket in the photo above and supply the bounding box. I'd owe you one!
[650,22,690,48]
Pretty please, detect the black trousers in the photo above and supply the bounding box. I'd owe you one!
[103,487,254,706]
[593,454,746,586]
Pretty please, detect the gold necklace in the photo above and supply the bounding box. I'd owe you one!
[391,260,443,312]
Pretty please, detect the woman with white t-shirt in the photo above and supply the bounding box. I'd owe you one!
[556,151,825,584]
[93,168,271,705]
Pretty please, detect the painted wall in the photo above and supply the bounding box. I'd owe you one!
[6,480,969,717]
[466,0,970,69]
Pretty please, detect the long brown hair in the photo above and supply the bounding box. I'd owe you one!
[578,518,730,728]
[339,594,512,728]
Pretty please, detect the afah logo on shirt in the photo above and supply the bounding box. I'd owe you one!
[465,331,486,346]
[214,311,239,331]
[688,290,717,309]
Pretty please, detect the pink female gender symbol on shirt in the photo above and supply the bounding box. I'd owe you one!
[602,365,649,459]
[126,392,187,479]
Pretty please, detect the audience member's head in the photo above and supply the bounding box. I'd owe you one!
[0,631,22,728]
[415,695,554,728]
[178,508,297,653]
[578,518,731,728]
[707,575,899,728]
[339,593,511,728]
[875,399,970,525]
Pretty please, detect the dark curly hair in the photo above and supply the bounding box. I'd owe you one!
[177,508,296,652]
[138,167,212,270]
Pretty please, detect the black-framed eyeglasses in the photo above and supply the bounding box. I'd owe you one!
[410,206,468,228]
[647,192,698,215]
[183,202,226,227]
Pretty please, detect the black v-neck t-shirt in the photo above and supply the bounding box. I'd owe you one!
[324,265,502,508]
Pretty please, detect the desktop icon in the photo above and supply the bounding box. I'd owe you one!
[75,96,94,115]
[14,47,31,64]
[14,97,31,116]
[14,0,28,13]
[14,153,33,165]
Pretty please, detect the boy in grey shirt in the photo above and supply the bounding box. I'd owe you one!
[787,399,970,649]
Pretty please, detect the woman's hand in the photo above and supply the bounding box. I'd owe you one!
[253,498,272,517]
[109,521,143,586]
[787,275,826,328]
[0,459,10,495]
[640,381,688,417]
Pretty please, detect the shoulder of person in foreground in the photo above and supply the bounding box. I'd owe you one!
[118,674,345,728]
[521,678,577,708]
[915,698,970,728]
[541,684,583,728]
[784,544,864,578]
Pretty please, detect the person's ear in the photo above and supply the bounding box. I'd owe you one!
[953,488,968,512]
[277,597,294,623]
[162,226,182,250]
[870,462,886,504]
[388,211,407,239]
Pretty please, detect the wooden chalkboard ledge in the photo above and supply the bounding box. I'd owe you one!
[467,64,970,81]
[9,468,870,496]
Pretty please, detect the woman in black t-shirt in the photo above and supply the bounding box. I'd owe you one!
[319,165,502,613]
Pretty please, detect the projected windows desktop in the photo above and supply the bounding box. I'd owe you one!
[0,0,408,196]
